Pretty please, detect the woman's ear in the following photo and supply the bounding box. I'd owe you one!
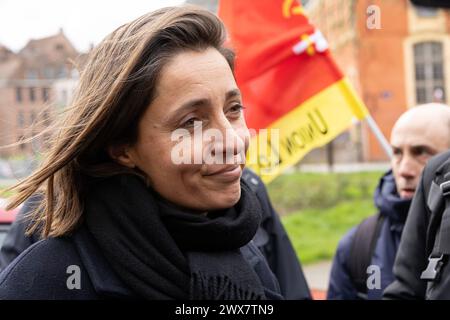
[107,144,136,168]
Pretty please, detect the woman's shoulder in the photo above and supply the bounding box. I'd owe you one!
[241,241,284,300]
[0,236,96,299]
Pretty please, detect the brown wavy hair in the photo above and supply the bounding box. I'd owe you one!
[5,5,235,238]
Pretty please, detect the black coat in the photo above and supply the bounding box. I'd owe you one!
[0,194,41,269]
[0,224,283,299]
[0,169,311,300]
[383,150,450,299]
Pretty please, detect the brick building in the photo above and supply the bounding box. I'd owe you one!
[307,0,450,161]
[0,30,80,157]
[186,0,450,163]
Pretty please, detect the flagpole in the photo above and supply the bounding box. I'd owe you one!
[363,114,393,159]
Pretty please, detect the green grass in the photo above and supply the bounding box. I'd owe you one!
[281,200,376,265]
[266,171,383,265]
[267,171,382,215]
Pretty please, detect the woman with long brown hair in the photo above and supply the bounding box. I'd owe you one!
[0,5,283,300]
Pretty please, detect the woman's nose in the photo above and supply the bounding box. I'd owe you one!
[207,119,246,164]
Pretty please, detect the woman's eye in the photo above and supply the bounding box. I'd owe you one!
[180,118,201,128]
[228,104,245,114]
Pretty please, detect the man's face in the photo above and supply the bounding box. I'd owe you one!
[391,118,449,199]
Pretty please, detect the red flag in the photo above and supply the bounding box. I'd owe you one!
[219,0,369,182]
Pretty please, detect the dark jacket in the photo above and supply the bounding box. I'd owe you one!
[0,194,41,269]
[327,170,411,300]
[0,168,310,299]
[0,224,283,300]
[384,150,450,300]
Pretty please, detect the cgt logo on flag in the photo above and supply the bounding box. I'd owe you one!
[282,0,304,18]
[294,30,329,56]
[219,0,369,183]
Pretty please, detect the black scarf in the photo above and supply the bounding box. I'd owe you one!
[84,174,265,300]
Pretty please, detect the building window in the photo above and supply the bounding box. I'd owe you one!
[43,67,54,78]
[29,87,36,102]
[26,69,38,79]
[19,136,26,151]
[414,5,438,17]
[16,87,22,102]
[56,66,67,78]
[414,42,446,104]
[18,111,25,128]
[31,111,36,124]
[42,88,49,102]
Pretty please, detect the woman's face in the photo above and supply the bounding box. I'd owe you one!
[123,48,249,211]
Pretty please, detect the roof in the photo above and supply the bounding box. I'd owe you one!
[0,56,21,80]
[0,43,14,61]
[19,31,78,64]
[0,43,20,81]
[0,30,81,82]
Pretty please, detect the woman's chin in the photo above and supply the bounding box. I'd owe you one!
[207,187,241,210]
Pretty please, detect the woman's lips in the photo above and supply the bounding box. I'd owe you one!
[203,164,242,182]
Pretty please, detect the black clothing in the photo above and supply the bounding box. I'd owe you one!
[84,174,265,300]
[384,150,450,299]
[0,174,282,300]
[0,168,311,299]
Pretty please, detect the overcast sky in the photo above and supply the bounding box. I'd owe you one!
[0,0,186,53]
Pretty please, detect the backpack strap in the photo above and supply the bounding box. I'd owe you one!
[437,177,450,254]
[348,212,385,298]
[421,169,450,281]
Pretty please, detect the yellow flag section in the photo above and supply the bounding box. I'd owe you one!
[245,78,369,183]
